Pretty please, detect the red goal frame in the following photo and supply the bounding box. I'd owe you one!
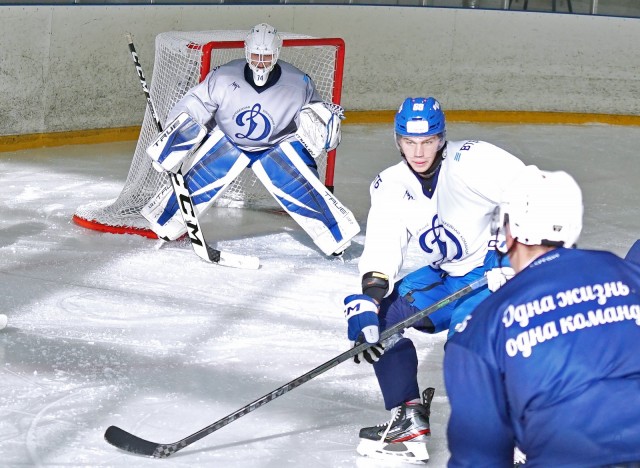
[72,36,345,238]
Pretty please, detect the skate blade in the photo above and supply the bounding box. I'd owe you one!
[357,439,429,464]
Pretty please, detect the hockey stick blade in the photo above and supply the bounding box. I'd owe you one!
[104,276,487,458]
[104,426,162,457]
[154,238,259,269]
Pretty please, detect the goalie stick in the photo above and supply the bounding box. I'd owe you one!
[104,276,487,458]
[126,34,259,270]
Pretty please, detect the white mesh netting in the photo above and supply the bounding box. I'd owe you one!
[74,30,344,236]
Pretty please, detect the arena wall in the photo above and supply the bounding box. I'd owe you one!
[1,5,638,142]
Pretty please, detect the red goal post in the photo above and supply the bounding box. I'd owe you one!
[73,31,346,238]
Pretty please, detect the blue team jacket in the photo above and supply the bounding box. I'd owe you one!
[444,247,640,468]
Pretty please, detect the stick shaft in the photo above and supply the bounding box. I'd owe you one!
[139,276,487,457]
[126,35,163,132]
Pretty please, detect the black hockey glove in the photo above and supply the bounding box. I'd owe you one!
[352,332,403,365]
[353,338,385,365]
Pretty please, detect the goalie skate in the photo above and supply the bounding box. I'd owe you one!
[356,388,434,465]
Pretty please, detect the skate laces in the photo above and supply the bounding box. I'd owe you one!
[378,406,402,444]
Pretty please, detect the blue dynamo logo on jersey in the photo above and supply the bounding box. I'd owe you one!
[418,214,463,263]
[235,103,272,141]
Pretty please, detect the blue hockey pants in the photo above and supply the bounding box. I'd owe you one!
[373,251,502,410]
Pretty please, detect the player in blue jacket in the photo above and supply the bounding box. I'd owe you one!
[444,166,640,467]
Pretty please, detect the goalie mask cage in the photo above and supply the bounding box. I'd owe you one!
[73,30,345,238]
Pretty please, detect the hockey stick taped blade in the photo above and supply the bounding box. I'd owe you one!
[105,425,161,457]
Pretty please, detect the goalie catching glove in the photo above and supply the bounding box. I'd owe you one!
[146,112,207,173]
[295,101,345,158]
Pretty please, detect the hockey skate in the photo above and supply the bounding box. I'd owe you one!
[356,387,434,464]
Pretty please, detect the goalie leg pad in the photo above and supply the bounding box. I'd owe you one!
[142,130,250,240]
[146,112,206,173]
[251,140,360,255]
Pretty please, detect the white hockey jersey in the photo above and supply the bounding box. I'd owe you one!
[359,140,525,294]
[167,59,321,152]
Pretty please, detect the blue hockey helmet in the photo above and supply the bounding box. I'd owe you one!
[394,97,446,138]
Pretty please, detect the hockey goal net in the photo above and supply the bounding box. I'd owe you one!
[73,30,345,238]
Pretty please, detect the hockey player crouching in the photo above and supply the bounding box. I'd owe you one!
[444,167,640,467]
[142,23,359,257]
[343,97,527,463]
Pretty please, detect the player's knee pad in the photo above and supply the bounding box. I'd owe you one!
[251,141,359,256]
[141,130,250,240]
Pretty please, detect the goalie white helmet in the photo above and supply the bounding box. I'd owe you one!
[244,23,283,87]
[494,165,583,248]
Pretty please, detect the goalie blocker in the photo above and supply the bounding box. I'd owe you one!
[146,112,207,173]
[143,115,359,256]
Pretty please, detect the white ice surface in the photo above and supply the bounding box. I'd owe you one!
[1,123,638,467]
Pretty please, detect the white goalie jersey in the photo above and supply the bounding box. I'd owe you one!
[359,140,526,295]
[167,59,322,152]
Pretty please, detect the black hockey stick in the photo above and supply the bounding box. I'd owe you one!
[104,276,487,458]
[126,34,259,270]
